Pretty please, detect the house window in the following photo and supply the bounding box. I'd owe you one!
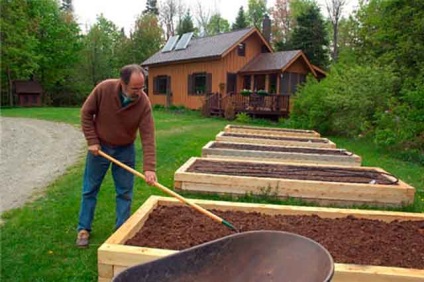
[237,43,246,56]
[242,75,251,90]
[153,75,170,95]
[188,73,211,95]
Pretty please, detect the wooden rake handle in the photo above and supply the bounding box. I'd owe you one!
[98,150,238,232]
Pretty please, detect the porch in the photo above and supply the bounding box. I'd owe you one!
[204,92,290,119]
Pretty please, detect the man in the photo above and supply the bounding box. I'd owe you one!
[76,64,157,247]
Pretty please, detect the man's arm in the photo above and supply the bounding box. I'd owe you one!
[139,98,157,185]
[81,88,101,151]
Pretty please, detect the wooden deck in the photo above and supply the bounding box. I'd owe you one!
[205,92,290,118]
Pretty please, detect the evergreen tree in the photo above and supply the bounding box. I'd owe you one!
[290,4,329,68]
[176,10,196,35]
[232,6,248,30]
[60,0,73,12]
[143,0,159,15]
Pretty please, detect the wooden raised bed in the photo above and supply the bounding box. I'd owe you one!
[98,196,424,282]
[216,131,337,148]
[174,157,415,207]
[224,124,320,138]
[202,141,362,167]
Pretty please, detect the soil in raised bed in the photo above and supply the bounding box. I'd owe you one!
[224,133,328,143]
[126,205,424,269]
[187,159,397,184]
[230,125,314,134]
[211,142,351,156]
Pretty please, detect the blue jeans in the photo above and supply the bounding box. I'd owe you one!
[77,143,135,232]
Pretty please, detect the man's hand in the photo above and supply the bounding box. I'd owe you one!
[88,144,100,156]
[144,171,157,186]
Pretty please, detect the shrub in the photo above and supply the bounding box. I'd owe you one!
[290,64,397,137]
[235,112,251,123]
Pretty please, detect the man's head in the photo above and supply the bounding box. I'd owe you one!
[120,64,146,99]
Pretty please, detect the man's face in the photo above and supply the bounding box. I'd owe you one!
[122,72,145,99]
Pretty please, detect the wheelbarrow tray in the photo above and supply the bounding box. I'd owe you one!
[112,230,334,282]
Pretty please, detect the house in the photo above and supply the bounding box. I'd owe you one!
[13,80,43,107]
[142,23,325,117]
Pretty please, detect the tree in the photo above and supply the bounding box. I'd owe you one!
[247,0,267,29]
[80,15,121,87]
[232,6,248,30]
[159,0,185,39]
[206,14,230,35]
[270,0,291,47]
[176,9,196,35]
[60,0,73,12]
[144,0,159,15]
[326,0,347,62]
[130,13,164,63]
[290,3,330,68]
[193,0,211,36]
[0,0,39,106]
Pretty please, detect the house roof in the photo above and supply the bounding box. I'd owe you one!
[238,50,318,77]
[238,50,300,73]
[13,80,43,94]
[142,27,271,66]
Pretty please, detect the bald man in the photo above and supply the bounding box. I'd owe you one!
[76,64,156,247]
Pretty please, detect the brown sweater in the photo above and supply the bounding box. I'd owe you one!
[81,79,156,172]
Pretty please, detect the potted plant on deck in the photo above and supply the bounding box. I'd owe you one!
[240,89,252,96]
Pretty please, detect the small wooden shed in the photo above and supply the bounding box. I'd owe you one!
[13,80,43,107]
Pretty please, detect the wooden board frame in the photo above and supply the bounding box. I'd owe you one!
[202,141,362,166]
[216,131,337,148]
[224,124,321,138]
[174,157,415,207]
[98,196,424,282]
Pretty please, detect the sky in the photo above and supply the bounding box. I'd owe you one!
[73,0,359,35]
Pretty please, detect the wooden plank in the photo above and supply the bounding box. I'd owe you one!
[334,264,424,282]
[202,141,361,166]
[98,263,113,280]
[174,157,415,207]
[224,124,321,137]
[104,196,159,244]
[98,196,424,282]
[216,131,337,148]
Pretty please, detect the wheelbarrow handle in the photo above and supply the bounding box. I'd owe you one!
[98,150,238,233]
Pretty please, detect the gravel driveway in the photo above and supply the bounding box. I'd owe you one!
[0,117,85,213]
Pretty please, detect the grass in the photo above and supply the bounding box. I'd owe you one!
[1,107,423,281]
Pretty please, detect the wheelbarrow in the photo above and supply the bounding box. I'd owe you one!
[112,230,334,282]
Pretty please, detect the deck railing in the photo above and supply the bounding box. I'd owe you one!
[204,92,290,117]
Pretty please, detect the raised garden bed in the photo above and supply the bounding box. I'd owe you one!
[98,196,424,282]
[216,132,336,148]
[224,124,320,138]
[202,141,361,166]
[174,157,415,207]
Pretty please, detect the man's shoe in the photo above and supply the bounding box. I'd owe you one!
[76,230,90,248]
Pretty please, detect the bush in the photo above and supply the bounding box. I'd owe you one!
[240,89,252,96]
[235,112,251,123]
[290,64,397,137]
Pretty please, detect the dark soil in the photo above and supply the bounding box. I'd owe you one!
[187,159,398,185]
[126,205,424,269]
[224,133,328,143]
[230,125,314,134]
[211,142,351,156]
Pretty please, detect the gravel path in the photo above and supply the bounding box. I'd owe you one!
[0,117,85,213]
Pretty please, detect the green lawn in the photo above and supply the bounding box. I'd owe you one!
[1,107,423,281]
